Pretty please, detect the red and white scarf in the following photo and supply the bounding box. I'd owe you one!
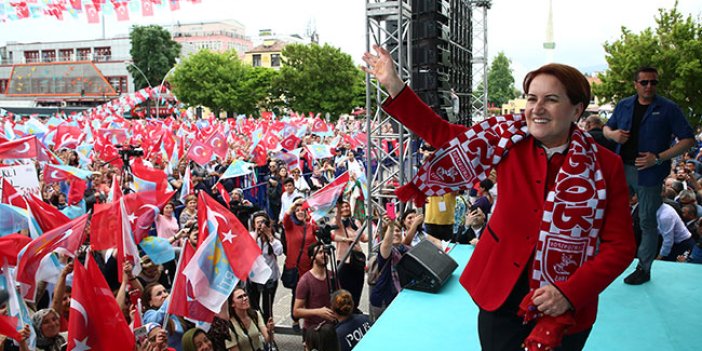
[396,114,606,289]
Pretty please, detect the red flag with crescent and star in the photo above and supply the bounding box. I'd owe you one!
[187,140,214,166]
[67,253,136,351]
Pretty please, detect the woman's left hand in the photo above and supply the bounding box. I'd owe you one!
[531,285,572,317]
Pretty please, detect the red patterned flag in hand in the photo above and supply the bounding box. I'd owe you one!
[311,117,329,133]
[305,171,350,223]
[54,124,84,150]
[280,134,300,151]
[0,136,38,160]
[122,190,176,244]
[206,131,228,159]
[187,140,214,166]
[16,214,89,301]
[198,192,264,281]
[1,178,28,209]
[169,0,180,11]
[0,234,32,266]
[70,0,82,10]
[25,193,70,232]
[67,254,136,351]
[215,183,230,208]
[167,243,216,322]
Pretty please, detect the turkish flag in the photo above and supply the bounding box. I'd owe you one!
[198,192,261,280]
[280,134,301,151]
[1,178,28,209]
[167,243,215,323]
[251,144,268,167]
[131,158,170,194]
[0,136,38,160]
[67,254,136,351]
[85,4,100,24]
[260,131,281,151]
[114,1,130,21]
[215,182,230,208]
[122,190,175,244]
[205,131,228,159]
[68,178,88,205]
[0,315,21,343]
[16,214,89,300]
[0,234,32,266]
[70,0,82,10]
[90,203,121,251]
[141,0,154,16]
[13,2,30,19]
[54,124,84,149]
[187,140,214,166]
[25,193,71,232]
[169,0,180,11]
[311,117,328,133]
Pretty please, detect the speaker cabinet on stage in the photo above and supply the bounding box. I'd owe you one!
[397,240,458,293]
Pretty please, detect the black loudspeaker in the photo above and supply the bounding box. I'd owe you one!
[397,240,458,293]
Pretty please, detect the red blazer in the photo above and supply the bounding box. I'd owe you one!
[383,87,635,333]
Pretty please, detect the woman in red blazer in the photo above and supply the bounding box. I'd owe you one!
[363,45,635,351]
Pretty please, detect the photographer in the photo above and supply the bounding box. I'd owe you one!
[282,198,318,332]
[454,207,486,245]
[247,211,283,322]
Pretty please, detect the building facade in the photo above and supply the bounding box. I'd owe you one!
[0,37,133,108]
[166,19,253,59]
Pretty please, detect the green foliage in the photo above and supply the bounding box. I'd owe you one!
[594,2,702,123]
[170,50,278,115]
[276,43,365,119]
[487,52,519,107]
[128,25,181,90]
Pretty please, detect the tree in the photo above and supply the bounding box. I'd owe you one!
[594,3,702,123]
[276,43,365,118]
[486,52,519,107]
[128,25,181,90]
[170,50,278,116]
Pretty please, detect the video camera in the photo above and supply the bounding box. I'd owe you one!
[116,144,145,163]
[314,219,339,246]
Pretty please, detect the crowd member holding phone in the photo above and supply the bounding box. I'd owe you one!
[247,211,283,322]
[368,216,410,322]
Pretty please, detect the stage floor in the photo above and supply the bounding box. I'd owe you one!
[356,245,701,351]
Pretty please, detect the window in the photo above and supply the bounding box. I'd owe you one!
[77,48,91,61]
[107,76,128,94]
[0,79,8,94]
[94,47,111,61]
[41,50,56,62]
[252,54,261,67]
[271,54,281,67]
[59,49,74,62]
[24,51,39,63]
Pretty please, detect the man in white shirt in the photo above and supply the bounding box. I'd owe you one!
[280,177,303,222]
[657,203,696,261]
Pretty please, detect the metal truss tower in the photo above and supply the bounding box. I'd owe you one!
[468,0,491,124]
[364,0,415,242]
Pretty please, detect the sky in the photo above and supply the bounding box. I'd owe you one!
[1,0,701,91]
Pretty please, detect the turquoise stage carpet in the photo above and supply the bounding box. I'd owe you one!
[356,245,701,351]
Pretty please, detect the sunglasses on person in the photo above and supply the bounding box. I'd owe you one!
[638,79,659,86]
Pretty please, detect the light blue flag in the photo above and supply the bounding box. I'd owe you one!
[46,116,64,128]
[1,263,37,349]
[60,200,86,219]
[220,160,255,179]
[0,204,30,237]
[132,174,157,193]
[25,117,49,136]
[139,236,176,265]
[181,217,239,312]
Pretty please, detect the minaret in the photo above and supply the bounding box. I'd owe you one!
[543,0,555,63]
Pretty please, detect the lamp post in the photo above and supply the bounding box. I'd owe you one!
[126,61,153,118]
[156,65,177,119]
